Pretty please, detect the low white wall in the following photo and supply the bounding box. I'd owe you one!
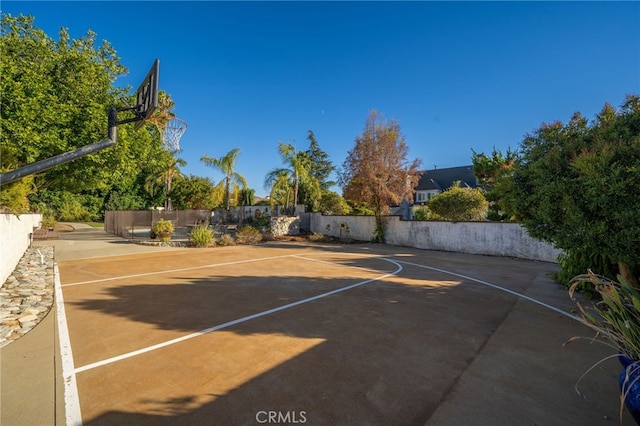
[1,213,42,286]
[310,214,376,242]
[309,213,561,263]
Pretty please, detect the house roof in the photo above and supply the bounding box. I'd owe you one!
[415,165,477,191]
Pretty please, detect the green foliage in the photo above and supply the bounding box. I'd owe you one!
[170,175,217,210]
[152,219,174,242]
[471,147,517,221]
[41,214,57,229]
[0,175,35,214]
[570,272,640,361]
[0,14,131,192]
[235,226,263,245]
[299,130,335,211]
[1,15,178,217]
[348,201,374,216]
[239,188,255,206]
[427,185,488,222]
[412,206,429,221]
[31,190,100,221]
[201,148,247,210]
[554,249,619,297]
[251,214,271,229]
[190,225,214,248]
[265,142,318,213]
[371,221,386,244]
[504,95,640,286]
[317,191,351,215]
[104,190,145,212]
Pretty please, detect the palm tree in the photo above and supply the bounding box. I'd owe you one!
[144,154,186,211]
[264,142,318,214]
[201,148,248,210]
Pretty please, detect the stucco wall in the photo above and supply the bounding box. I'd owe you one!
[1,213,42,286]
[309,213,561,263]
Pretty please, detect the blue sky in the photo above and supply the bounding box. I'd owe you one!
[3,1,639,197]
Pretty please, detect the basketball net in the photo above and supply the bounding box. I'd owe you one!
[156,117,187,152]
[148,94,187,152]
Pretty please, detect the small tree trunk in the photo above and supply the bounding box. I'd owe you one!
[619,262,640,288]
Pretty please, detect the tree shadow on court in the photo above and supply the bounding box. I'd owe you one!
[74,250,616,425]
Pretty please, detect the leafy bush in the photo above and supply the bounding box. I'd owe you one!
[413,206,429,221]
[554,248,618,298]
[0,175,35,214]
[235,226,262,245]
[252,214,271,229]
[31,190,100,221]
[190,225,214,248]
[41,214,57,229]
[428,186,488,222]
[318,191,351,215]
[217,234,235,246]
[104,191,145,212]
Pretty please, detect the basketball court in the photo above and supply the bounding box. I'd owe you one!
[54,240,626,425]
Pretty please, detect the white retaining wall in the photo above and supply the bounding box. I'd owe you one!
[309,213,561,263]
[1,213,42,286]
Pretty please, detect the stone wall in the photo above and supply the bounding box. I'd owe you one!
[271,216,300,237]
[309,213,561,263]
[1,213,42,287]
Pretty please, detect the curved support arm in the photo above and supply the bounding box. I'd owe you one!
[0,108,118,187]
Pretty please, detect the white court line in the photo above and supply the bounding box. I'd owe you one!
[396,260,579,320]
[73,257,403,374]
[62,254,297,287]
[54,264,83,425]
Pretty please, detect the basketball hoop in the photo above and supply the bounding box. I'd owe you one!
[156,117,187,152]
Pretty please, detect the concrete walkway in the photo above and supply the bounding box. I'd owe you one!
[0,224,634,425]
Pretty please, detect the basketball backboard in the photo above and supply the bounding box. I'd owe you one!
[133,59,159,130]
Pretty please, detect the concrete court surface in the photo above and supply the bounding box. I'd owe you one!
[1,225,635,425]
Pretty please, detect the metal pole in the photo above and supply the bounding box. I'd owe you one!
[0,109,118,187]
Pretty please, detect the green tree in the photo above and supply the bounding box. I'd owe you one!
[427,183,488,222]
[299,130,336,211]
[504,95,640,287]
[239,188,255,206]
[265,170,293,211]
[1,14,170,216]
[317,191,351,215]
[170,175,217,210]
[471,147,516,221]
[0,14,128,190]
[264,142,318,214]
[201,148,248,210]
[339,110,421,242]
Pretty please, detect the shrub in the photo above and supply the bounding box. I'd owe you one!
[235,226,262,245]
[190,225,214,248]
[252,214,271,229]
[217,234,235,246]
[318,191,351,215]
[413,206,429,221]
[428,186,488,222]
[41,214,57,229]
